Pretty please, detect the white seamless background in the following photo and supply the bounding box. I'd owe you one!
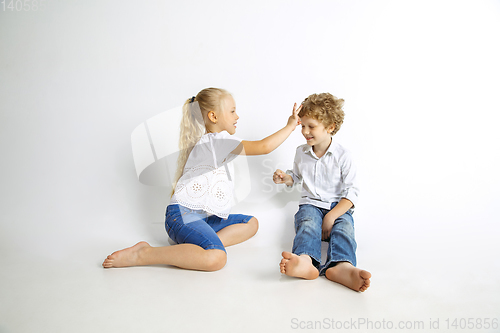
[1,1,499,332]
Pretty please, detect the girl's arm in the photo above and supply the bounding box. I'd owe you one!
[232,103,301,156]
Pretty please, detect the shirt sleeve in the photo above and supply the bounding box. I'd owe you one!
[339,151,360,207]
[211,131,242,167]
[286,147,303,187]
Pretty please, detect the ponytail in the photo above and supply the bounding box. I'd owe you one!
[171,98,205,196]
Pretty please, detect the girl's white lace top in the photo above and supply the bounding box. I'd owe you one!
[170,131,242,219]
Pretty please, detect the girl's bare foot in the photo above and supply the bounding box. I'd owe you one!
[102,241,151,268]
[279,251,319,280]
[325,262,371,292]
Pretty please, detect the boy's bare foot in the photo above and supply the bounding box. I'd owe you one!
[102,241,151,268]
[279,251,319,280]
[325,262,371,292]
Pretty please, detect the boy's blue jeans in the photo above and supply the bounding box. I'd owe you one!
[292,202,357,275]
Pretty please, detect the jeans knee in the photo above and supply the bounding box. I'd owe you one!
[204,250,227,271]
[295,218,320,234]
[335,220,355,237]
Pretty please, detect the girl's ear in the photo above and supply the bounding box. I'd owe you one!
[207,111,218,124]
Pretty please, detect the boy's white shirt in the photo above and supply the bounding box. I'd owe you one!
[170,131,242,219]
[286,139,359,210]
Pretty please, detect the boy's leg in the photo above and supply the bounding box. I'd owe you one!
[280,204,322,280]
[322,210,357,270]
[321,208,371,291]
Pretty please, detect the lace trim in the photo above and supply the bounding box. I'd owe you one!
[171,164,234,218]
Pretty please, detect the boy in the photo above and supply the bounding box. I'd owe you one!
[273,93,371,292]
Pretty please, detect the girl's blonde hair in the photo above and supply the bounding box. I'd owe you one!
[299,93,345,135]
[171,87,232,196]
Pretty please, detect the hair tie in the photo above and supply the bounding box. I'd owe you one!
[190,96,195,103]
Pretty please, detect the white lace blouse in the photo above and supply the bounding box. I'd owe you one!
[170,131,242,219]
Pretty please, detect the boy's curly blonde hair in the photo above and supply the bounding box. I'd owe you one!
[298,93,345,136]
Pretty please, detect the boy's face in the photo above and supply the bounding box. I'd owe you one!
[300,115,335,147]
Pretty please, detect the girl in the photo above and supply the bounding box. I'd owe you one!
[103,87,301,271]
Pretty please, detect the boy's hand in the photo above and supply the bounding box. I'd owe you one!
[322,199,353,240]
[321,213,336,241]
[286,103,302,129]
[273,169,293,186]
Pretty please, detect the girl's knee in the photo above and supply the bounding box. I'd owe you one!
[204,249,227,271]
[247,217,259,235]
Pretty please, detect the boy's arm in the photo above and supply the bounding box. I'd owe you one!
[340,151,359,208]
[274,144,303,187]
[231,104,301,156]
[321,198,353,240]
[273,169,294,186]
[321,151,359,240]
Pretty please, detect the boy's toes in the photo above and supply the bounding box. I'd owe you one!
[360,270,372,280]
[281,251,293,260]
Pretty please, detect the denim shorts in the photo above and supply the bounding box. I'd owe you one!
[165,204,253,252]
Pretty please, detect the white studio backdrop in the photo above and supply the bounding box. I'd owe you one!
[1,0,499,263]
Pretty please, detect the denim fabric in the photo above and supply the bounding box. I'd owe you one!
[165,204,253,252]
[292,202,357,275]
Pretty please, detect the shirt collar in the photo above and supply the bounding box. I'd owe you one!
[304,138,336,158]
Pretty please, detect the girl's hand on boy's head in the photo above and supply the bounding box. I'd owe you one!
[287,103,302,129]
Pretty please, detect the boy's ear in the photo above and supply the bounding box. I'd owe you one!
[207,111,218,124]
[327,124,336,134]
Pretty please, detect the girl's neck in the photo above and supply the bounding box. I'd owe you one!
[206,128,222,134]
[206,124,222,134]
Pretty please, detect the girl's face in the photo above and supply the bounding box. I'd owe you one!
[217,96,239,135]
[300,115,334,148]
